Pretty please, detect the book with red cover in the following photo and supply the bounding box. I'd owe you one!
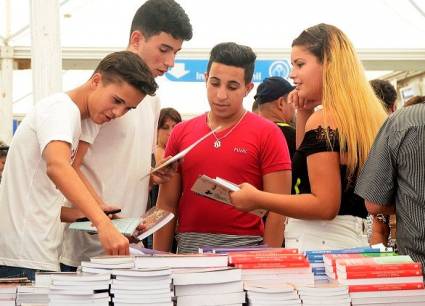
[338,268,422,279]
[234,261,310,269]
[335,255,417,273]
[338,275,424,285]
[227,248,299,256]
[349,282,425,292]
[229,254,305,264]
[323,252,396,270]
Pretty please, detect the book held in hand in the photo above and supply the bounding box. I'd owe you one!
[191,174,267,217]
[68,207,174,240]
[141,126,221,179]
[135,206,174,240]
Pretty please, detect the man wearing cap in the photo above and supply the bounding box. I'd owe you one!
[254,77,296,158]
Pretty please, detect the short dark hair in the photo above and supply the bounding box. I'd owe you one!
[93,51,158,96]
[206,42,256,84]
[370,79,397,111]
[158,107,182,129]
[130,0,193,41]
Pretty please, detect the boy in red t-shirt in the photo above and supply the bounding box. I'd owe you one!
[153,42,292,253]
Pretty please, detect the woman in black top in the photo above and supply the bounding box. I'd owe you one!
[230,23,387,251]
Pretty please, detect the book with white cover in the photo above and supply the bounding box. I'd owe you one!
[81,261,134,270]
[174,281,243,297]
[172,267,241,285]
[90,255,134,264]
[134,253,228,269]
[50,273,111,283]
[142,126,220,179]
[111,267,171,278]
[191,174,267,217]
[176,291,246,306]
[135,207,174,240]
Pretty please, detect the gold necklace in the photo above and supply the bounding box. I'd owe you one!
[207,111,247,149]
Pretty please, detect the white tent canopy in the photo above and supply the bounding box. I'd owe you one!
[1,0,425,142]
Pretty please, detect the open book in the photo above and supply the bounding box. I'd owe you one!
[141,126,221,179]
[191,174,267,217]
[69,207,174,240]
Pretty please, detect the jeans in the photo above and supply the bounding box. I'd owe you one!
[0,265,48,281]
[60,263,77,272]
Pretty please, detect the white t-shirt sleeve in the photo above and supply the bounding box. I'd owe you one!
[151,95,161,153]
[35,98,81,154]
[80,119,101,144]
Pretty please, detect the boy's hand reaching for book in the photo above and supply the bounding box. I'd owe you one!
[97,219,129,255]
[230,183,261,212]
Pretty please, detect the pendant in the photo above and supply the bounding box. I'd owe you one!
[214,139,221,148]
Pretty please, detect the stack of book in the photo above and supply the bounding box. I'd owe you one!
[323,250,396,280]
[244,281,300,305]
[134,253,229,269]
[228,248,314,287]
[305,246,393,282]
[0,277,30,306]
[15,272,70,306]
[297,281,350,306]
[304,250,328,282]
[172,267,245,306]
[349,283,425,306]
[47,272,111,306]
[334,255,425,306]
[80,255,135,274]
[16,285,49,305]
[110,268,173,306]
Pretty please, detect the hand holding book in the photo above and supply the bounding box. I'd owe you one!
[229,182,264,214]
[191,175,267,217]
[141,126,221,179]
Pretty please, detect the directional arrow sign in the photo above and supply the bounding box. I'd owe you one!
[167,62,189,79]
[165,59,291,82]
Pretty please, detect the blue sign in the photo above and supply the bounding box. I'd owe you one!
[165,59,291,83]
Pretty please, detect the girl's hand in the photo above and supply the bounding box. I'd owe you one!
[230,183,261,212]
[288,90,321,111]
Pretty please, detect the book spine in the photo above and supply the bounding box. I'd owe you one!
[229,254,305,264]
[339,269,423,279]
[304,247,384,256]
[226,248,298,256]
[348,282,425,292]
[341,262,422,273]
[234,261,310,269]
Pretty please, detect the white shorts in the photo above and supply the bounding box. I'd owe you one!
[284,215,368,252]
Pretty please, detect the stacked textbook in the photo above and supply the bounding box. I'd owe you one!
[297,282,350,306]
[333,255,425,306]
[244,281,301,306]
[228,248,314,287]
[0,277,31,306]
[173,267,245,306]
[47,273,111,306]
[110,268,173,306]
[322,247,396,280]
[305,246,393,282]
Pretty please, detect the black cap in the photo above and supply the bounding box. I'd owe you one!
[254,76,294,104]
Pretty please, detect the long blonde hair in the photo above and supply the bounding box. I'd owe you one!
[293,24,387,181]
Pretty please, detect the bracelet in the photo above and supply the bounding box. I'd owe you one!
[374,213,390,225]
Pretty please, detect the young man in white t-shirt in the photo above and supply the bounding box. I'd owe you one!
[59,0,193,270]
[0,51,157,280]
